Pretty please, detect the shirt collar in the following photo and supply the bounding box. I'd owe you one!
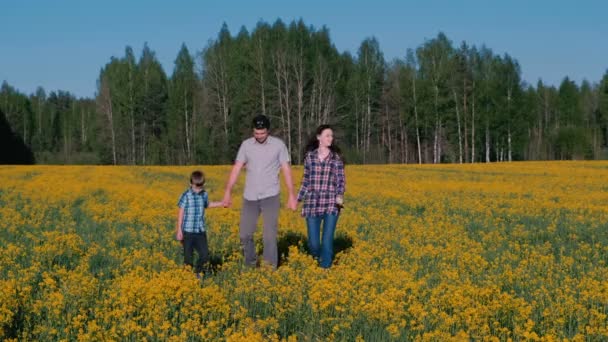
[188,187,205,195]
[254,135,272,145]
[313,148,333,160]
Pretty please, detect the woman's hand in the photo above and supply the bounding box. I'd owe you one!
[336,195,344,208]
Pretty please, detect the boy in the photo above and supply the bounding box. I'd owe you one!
[176,170,223,277]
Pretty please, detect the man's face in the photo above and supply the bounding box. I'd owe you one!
[253,128,269,143]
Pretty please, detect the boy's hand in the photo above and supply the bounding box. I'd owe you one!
[176,230,183,242]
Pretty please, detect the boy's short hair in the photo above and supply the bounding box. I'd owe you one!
[190,170,205,186]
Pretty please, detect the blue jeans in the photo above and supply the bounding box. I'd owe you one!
[306,213,339,268]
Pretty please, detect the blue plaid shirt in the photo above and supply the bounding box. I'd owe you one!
[177,188,209,233]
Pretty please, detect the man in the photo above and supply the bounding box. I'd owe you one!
[223,114,297,268]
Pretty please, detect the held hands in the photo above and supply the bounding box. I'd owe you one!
[287,194,298,211]
[222,191,298,210]
[222,192,232,208]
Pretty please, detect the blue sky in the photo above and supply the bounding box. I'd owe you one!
[1,0,606,98]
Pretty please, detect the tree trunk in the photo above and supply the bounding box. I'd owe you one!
[63,108,69,162]
[594,127,599,159]
[142,122,146,165]
[398,113,406,163]
[191,94,197,163]
[404,129,408,163]
[463,78,469,163]
[453,89,463,163]
[355,101,360,151]
[386,102,392,163]
[129,61,136,165]
[37,96,43,136]
[433,85,440,164]
[544,88,550,158]
[207,51,230,144]
[508,127,512,162]
[433,121,438,164]
[130,113,136,164]
[100,80,117,165]
[438,119,442,163]
[507,89,512,162]
[184,89,191,162]
[23,108,27,144]
[221,66,229,144]
[109,108,116,164]
[80,108,86,145]
[274,52,286,143]
[143,64,149,165]
[279,54,292,159]
[366,74,372,157]
[471,84,476,163]
[537,109,543,160]
[256,37,267,115]
[412,71,422,164]
[485,120,490,163]
[294,49,304,164]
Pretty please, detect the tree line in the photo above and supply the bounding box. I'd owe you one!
[2,19,608,165]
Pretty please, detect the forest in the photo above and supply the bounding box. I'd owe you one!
[2,19,608,165]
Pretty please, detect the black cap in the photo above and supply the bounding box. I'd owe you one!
[252,114,270,129]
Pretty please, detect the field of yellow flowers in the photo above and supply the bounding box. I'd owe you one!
[1,162,608,341]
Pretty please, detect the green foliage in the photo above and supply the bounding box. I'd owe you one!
[1,22,606,165]
[552,126,593,159]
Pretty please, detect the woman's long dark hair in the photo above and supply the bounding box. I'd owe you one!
[303,124,344,162]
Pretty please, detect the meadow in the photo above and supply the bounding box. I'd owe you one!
[1,162,607,341]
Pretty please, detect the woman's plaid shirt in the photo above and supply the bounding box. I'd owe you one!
[297,149,345,217]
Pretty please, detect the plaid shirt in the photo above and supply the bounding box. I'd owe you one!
[297,149,345,217]
[177,188,209,233]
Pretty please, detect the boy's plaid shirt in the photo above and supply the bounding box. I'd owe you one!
[297,149,345,217]
[177,188,209,233]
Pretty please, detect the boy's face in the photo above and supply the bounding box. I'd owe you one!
[191,179,204,192]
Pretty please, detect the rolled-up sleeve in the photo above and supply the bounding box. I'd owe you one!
[297,154,311,201]
[335,158,345,195]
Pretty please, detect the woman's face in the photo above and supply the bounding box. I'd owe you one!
[317,128,333,148]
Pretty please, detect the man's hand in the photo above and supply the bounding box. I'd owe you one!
[175,229,183,241]
[280,162,297,211]
[222,192,232,208]
[223,161,244,208]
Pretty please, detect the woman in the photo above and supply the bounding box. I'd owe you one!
[297,124,346,268]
